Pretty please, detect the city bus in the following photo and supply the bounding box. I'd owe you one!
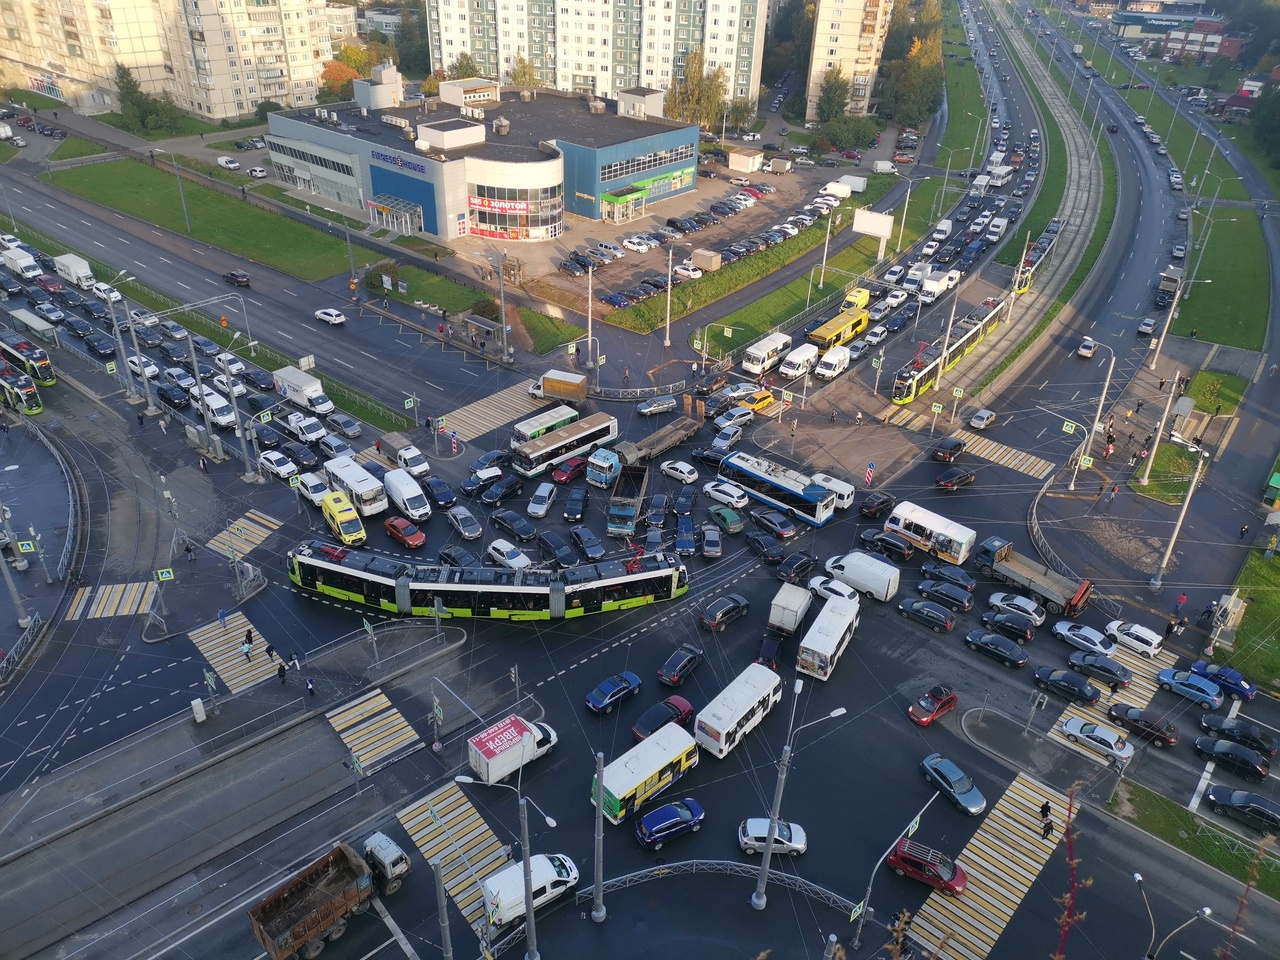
[286,539,689,620]
[797,597,861,681]
[593,725,699,824]
[510,404,580,448]
[717,451,837,527]
[0,326,56,386]
[511,411,618,478]
[884,501,978,565]
[807,308,869,354]
[0,361,42,415]
[323,456,389,516]
[742,332,792,376]
[694,663,783,759]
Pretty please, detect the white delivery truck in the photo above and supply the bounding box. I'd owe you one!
[810,472,857,509]
[813,344,851,380]
[825,551,900,601]
[902,262,931,295]
[986,217,1009,242]
[380,432,430,477]
[820,181,853,200]
[273,365,334,414]
[481,854,578,930]
[872,160,898,175]
[384,468,432,520]
[53,254,95,290]
[283,411,326,443]
[838,175,868,193]
[768,583,813,635]
[467,714,558,784]
[933,219,953,241]
[778,343,819,379]
[2,248,41,279]
[918,272,950,305]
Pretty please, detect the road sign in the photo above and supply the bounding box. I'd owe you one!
[1080,455,1094,469]
[849,900,865,921]
[105,361,117,375]
[289,474,300,487]
[931,402,944,413]
[782,390,794,403]
[953,387,964,398]
[871,357,881,369]
[907,815,921,837]
[866,462,875,487]
[1063,421,1076,434]
[599,354,607,364]
[156,568,174,581]
[433,696,444,723]
[259,410,272,423]
[404,398,414,410]
[16,540,33,553]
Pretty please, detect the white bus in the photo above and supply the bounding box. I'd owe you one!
[510,404,580,448]
[797,597,861,681]
[694,663,783,759]
[594,725,699,824]
[987,165,1015,188]
[718,451,837,526]
[742,333,793,376]
[511,411,619,478]
[323,456,389,516]
[884,500,977,565]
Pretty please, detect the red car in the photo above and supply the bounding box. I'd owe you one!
[383,516,426,549]
[842,149,862,160]
[908,684,958,726]
[631,695,694,741]
[551,456,587,484]
[34,274,62,293]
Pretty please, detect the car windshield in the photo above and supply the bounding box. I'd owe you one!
[950,770,973,793]
[776,823,792,843]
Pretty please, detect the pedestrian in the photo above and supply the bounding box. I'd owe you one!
[1164,620,1176,640]
[1135,399,1144,414]
[1270,363,1277,378]
[1107,415,1114,431]
[137,411,145,428]
[622,367,630,384]
[277,663,287,685]
[198,455,207,472]
[1239,524,1250,542]
[1104,443,1113,460]
[1140,447,1148,460]
[291,649,301,671]
[1175,593,1187,613]
[1190,329,1197,340]
[1098,481,1106,498]
[830,409,837,423]
[241,641,252,661]
[502,843,513,861]
[1125,408,1133,420]
[1159,377,1166,391]
[199,132,204,141]
[218,608,227,629]
[158,417,168,435]
[52,111,57,120]
[265,643,276,662]
[245,627,254,647]
[1128,431,1135,446]
[1,421,8,440]
[1176,617,1188,635]
[1109,484,1119,502]
[1041,817,1055,840]
[374,439,381,454]
[1215,403,1222,417]
[184,542,194,562]
[1128,453,1138,467]
[306,677,315,697]
[1039,800,1051,820]
[1144,433,1153,447]
[434,252,439,261]
[855,411,863,426]
[240,185,247,200]
[1109,681,1119,698]
[382,297,389,310]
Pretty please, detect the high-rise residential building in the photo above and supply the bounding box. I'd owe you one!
[424,0,765,103]
[801,0,895,120]
[0,0,339,121]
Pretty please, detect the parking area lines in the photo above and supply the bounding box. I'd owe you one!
[326,689,424,773]
[910,774,1068,960]
[205,509,282,558]
[64,581,157,620]
[398,783,506,929]
[188,612,280,693]
[441,380,545,442]
[953,430,1055,480]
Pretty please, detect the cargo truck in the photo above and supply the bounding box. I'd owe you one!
[768,583,813,635]
[820,181,853,200]
[767,156,792,175]
[1073,43,1084,56]
[613,416,700,466]
[284,411,326,444]
[467,714,558,784]
[378,432,430,477]
[53,253,95,290]
[972,536,1092,616]
[902,262,931,295]
[586,447,621,488]
[917,272,950,305]
[1157,265,1183,297]
[692,249,722,273]
[274,366,334,414]
[2,248,40,280]
[838,175,868,193]
[248,834,412,960]
[872,160,899,175]
[528,369,588,404]
[0,123,12,141]
[606,462,649,537]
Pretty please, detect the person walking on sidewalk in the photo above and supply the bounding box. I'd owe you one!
[265,643,276,662]
[1175,593,1187,613]
[1041,817,1055,840]
[1135,399,1145,414]
[1240,524,1250,542]
[1164,620,1177,640]
[1109,484,1119,502]
[306,678,315,697]
[290,649,301,671]
[277,663,287,684]
[184,543,194,562]
[1159,377,1166,391]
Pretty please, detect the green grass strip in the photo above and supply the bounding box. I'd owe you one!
[1186,370,1246,414]
[48,136,107,161]
[521,308,583,356]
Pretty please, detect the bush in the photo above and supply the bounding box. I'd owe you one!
[470,296,501,321]
[363,260,400,293]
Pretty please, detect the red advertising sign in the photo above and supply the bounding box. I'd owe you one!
[468,715,535,760]
[469,195,529,214]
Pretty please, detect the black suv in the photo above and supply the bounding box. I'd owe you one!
[537,531,578,568]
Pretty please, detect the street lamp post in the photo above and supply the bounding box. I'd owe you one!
[154,150,192,234]
[107,272,138,402]
[492,250,509,360]
[125,309,159,416]
[896,176,928,254]
[325,208,359,296]
[0,180,15,231]
[1134,873,1211,960]
[750,679,846,910]
[1083,342,1116,461]
[664,244,675,347]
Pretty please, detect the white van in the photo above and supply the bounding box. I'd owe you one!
[824,551,899,601]
[481,853,579,930]
[190,384,235,427]
[814,344,851,380]
[809,472,857,509]
[779,343,819,379]
[933,219,953,241]
[385,468,431,521]
[986,217,1009,243]
[296,472,331,506]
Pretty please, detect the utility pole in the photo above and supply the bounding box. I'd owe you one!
[1150,453,1205,591]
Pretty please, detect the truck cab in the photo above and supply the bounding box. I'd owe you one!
[362,832,412,895]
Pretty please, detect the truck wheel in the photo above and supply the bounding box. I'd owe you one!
[301,941,325,959]
[981,565,994,577]
[1046,601,1063,614]
[328,921,348,942]
[384,876,403,895]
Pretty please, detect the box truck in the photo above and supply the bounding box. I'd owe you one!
[53,253,95,290]
[692,248,722,273]
[902,262,931,295]
[768,583,812,635]
[824,551,900,601]
[767,156,792,174]
[274,365,334,414]
[918,272,950,305]
[933,219,953,241]
[838,175,868,193]
[379,432,430,477]
[813,344,851,380]
[2,248,41,280]
[820,181,853,200]
[528,369,588,403]
[985,217,1009,242]
[872,160,899,175]
[467,714,558,784]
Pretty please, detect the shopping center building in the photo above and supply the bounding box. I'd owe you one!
[264,67,699,242]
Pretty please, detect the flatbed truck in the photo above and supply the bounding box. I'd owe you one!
[613,416,700,466]
[972,536,1092,616]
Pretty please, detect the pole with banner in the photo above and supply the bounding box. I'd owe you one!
[866,462,874,488]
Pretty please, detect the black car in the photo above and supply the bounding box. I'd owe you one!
[644,494,671,528]
[641,274,670,291]
[691,446,731,468]
[1198,715,1279,756]
[1204,785,1280,835]
[701,394,735,419]
[132,325,163,348]
[932,437,966,462]
[964,630,1028,667]
[0,274,22,296]
[424,477,458,509]
[981,611,1036,642]
[557,260,586,278]
[481,474,524,507]
[859,529,914,562]
[746,531,786,564]
[673,487,697,516]
[920,560,975,591]
[222,270,251,287]
[492,508,537,542]
[84,332,116,356]
[1194,739,1270,783]
[693,372,728,395]
[859,492,897,518]
[244,393,275,415]
[1107,704,1179,748]
[1068,651,1132,688]
[62,314,93,338]
[658,643,705,686]
[282,441,319,470]
[693,212,721,227]
[631,698,693,740]
[777,551,817,584]
[563,485,589,521]
[917,580,973,612]
[537,531,578,568]
[756,634,784,669]
[252,424,285,448]
[571,524,606,561]
[155,383,189,409]
[470,449,513,472]
[24,286,51,306]
[898,599,955,633]
[243,368,276,391]
[438,545,481,567]
[936,466,977,490]
[569,252,596,271]
[622,286,653,303]
[54,289,85,309]
[886,306,917,333]
[1034,667,1100,706]
[699,593,750,631]
[461,469,504,496]
[157,342,187,365]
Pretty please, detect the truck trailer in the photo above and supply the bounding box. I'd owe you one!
[606,462,649,537]
[972,536,1092,616]
[613,416,700,466]
[467,715,558,784]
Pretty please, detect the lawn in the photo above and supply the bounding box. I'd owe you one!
[93,112,257,140]
[1173,215,1268,350]
[251,183,368,229]
[1129,441,1200,505]
[520,308,583,356]
[1233,550,1280,689]
[48,136,106,161]
[393,234,455,259]
[1186,370,1246,415]
[3,88,63,111]
[391,265,488,313]
[0,141,16,163]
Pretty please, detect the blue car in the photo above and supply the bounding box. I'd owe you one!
[710,203,735,217]
[586,671,642,714]
[600,293,631,308]
[1190,660,1255,701]
[674,515,697,556]
[635,798,705,849]
[1158,669,1224,710]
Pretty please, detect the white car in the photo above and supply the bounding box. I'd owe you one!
[1172,244,1186,259]
[1138,317,1157,335]
[739,818,807,855]
[248,167,268,179]
[988,592,1046,625]
[969,409,996,430]
[0,233,19,250]
[1077,337,1097,358]
[730,176,752,186]
[129,308,159,327]
[1104,620,1164,658]
[623,236,651,253]
[922,240,940,256]
[772,223,799,238]
[1051,621,1117,656]
[674,263,703,280]
[703,481,748,508]
[865,325,889,346]
[884,290,908,309]
[884,265,906,285]
[447,506,484,540]
[660,460,699,484]
[315,308,347,325]
[731,193,756,207]
[809,575,859,603]
[527,481,557,518]
[216,352,245,375]
[1060,717,1134,764]
[213,373,246,397]
[487,538,532,570]
[258,450,298,480]
[126,355,159,379]
[216,156,241,170]
[713,406,755,430]
[295,472,331,505]
[741,132,761,141]
[712,425,742,450]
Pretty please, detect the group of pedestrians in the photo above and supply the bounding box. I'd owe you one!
[224,618,315,696]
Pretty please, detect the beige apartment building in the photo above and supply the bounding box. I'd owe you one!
[801,0,895,119]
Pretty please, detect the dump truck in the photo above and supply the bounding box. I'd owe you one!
[586,447,621,488]
[606,462,649,538]
[613,416,700,466]
[467,715,558,784]
[379,432,430,477]
[972,536,1092,616]
[248,834,412,960]
[768,583,812,635]
[53,253,95,290]
[274,365,334,414]
[1157,265,1183,297]
[528,369,588,404]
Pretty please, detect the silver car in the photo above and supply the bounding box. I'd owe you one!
[738,818,807,855]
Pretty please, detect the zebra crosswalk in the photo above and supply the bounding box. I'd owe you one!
[65,581,157,620]
[398,783,506,929]
[879,407,1056,481]
[909,774,1069,960]
[441,380,546,442]
[205,509,283,559]
[326,689,424,774]
[187,611,279,693]
[1047,644,1177,759]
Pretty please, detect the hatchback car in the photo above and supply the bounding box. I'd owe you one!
[809,575,860,603]
[634,799,705,849]
[1158,669,1224,710]
[908,685,958,727]
[700,593,750,631]
[1194,738,1270,783]
[384,517,427,550]
[1198,715,1278,756]
[1051,621,1116,656]
[921,753,987,815]
[571,525,606,561]
[487,538,531,570]
[1061,718,1134,765]
[527,482,556,518]
[739,818,807,855]
[659,460,699,484]
[708,504,744,534]
[932,437,966,462]
[859,492,897,518]
[703,481,748,508]
[1108,704,1179,748]
[658,642,705,686]
[751,509,796,539]
[898,599,955,633]
[747,531,786,564]
[918,580,973,612]
[1034,668,1100,706]
[446,506,483,540]
[585,672,642,714]
[1190,661,1256,701]
[631,695,694,741]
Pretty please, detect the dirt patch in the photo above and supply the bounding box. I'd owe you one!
[1110,780,1138,821]
[1082,516,1171,573]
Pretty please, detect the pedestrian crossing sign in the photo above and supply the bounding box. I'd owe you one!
[1062,421,1076,434]
[1080,456,1094,469]
[156,568,174,581]
[488,896,500,925]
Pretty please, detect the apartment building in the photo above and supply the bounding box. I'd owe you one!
[424,0,765,103]
[801,0,895,120]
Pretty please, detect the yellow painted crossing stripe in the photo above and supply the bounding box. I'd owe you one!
[909,774,1069,960]
[64,581,157,620]
[325,688,423,773]
[398,783,505,928]
[187,611,280,693]
[206,509,282,558]
[443,380,547,443]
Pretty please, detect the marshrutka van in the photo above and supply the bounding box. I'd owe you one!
[814,345,851,380]
[385,468,431,521]
[778,343,819,379]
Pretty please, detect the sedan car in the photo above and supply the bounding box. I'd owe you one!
[1194,738,1271,783]
[809,575,860,603]
[935,466,977,490]
[314,308,347,326]
[1034,667,1100,706]
[1204,786,1280,835]
[634,798,706,849]
[571,525,606,561]
[585,672,642,714]
[708,504,744,534]
[562,485,589,522]
[751,509,796,539]
[125,355,159,380]
[1158,669,1224,710]
[1077,337,1097,358]
[1060,717,1134,765]
[918,580,973,612]
[281,441,319,470]
[987,592,1046,626]
[859,492,897,518]
[746,531,786,564]
[424,477,458,509]
[703,481,748,508]
[491,509,536,543]
[908,685,958,726]
[921,753,987,815]
[739,818,808,855]
[1190,661,1256,701]
[1107,704,1180,748]
[658,642,704,687]
[212,373,246,397]
[969,409,996,430]
[258,450,298,480]
[898,599,956,633]
[631,695,695,741]
[660,460,699,484]
[1069,651,1132,688]
[1198,715,1278,756]
[1051,621,1116,656]
[446,506,483,540]
[326,412,362,438]
[921,560,975,592]
[963,630,1028,667]
[384,517,427,549]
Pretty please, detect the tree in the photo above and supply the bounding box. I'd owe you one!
[335,44,375,76]
[1206,54,1232,89]
[256,100,284,121]
[817,67,851,122]
[508,52,541,87]
[367,38,399,68]
[1250,88,1280,168]
[321,60,361,100]
[881,1,916,63]
[663,47,728,129]
[114,64,150,134]
[421,72,443,97]
[448,52,481,80]
[727,96,755,131]
[919,0,943,28]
